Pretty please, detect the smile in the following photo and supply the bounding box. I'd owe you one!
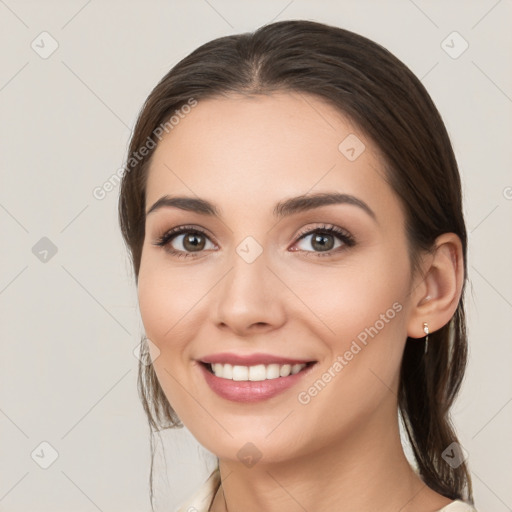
[207,362,312,381]
[198,360,317,402]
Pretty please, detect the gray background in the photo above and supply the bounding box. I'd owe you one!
[1,0,511,511]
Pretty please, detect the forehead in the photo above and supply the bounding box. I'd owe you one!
[145,92,398,220]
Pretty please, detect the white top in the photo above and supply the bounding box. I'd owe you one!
[174,469,479,512]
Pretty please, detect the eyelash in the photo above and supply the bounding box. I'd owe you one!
[153,224,355,259]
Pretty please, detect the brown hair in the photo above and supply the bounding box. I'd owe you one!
[119,19,472,507]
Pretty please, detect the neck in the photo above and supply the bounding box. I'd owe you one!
[210,409,452,512]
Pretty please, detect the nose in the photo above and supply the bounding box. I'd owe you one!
[212,246,287,337]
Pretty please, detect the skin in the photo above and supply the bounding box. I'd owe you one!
[137,92,464,512]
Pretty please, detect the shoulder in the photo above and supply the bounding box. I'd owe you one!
[437,499,480,512]
[173,468,221,512]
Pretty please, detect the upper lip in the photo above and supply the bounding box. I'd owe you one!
[199,352,316,366]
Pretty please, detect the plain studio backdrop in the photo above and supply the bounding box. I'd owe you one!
[0,1,510,511]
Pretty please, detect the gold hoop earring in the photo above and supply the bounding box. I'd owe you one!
[423,322,429,355]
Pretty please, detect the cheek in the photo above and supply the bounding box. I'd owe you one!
[137,263,188,368]
[294,253,409,340]
[136,255,199,413]
[292,250,412,391]
[137,248,204,345]
[137,268,170,345]
[290,270,410,438]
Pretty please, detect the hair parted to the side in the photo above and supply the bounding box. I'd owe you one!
[119,19,472,509]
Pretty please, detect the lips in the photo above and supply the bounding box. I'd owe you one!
[196,352,317,402]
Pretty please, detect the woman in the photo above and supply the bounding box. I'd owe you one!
[119,20,478,512]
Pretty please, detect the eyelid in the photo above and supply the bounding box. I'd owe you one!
[293,223,354,244]
[290,224,355,256]
[153,225,217,249]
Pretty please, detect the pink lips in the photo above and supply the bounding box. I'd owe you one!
[196,352,317,403]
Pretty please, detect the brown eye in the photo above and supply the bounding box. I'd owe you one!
[310,233,336,251]
[154,226,215,258]
[181,232,206,252]
[292,224,355,257]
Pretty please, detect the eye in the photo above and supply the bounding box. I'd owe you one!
[153,223,355,259]
[153,225,216,258]
[291,224,355,257]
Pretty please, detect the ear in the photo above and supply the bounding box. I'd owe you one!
[407,233,465,339]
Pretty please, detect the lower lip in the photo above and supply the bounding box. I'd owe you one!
[198,362,316,403]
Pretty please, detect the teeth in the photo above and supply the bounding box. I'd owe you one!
[210,362,308,381]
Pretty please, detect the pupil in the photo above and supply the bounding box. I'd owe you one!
[184,234,205,251]
[312,234,333,251]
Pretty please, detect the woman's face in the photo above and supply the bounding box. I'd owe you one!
[138,92,421,464]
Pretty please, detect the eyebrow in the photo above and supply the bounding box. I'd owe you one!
[145,192,376,221]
